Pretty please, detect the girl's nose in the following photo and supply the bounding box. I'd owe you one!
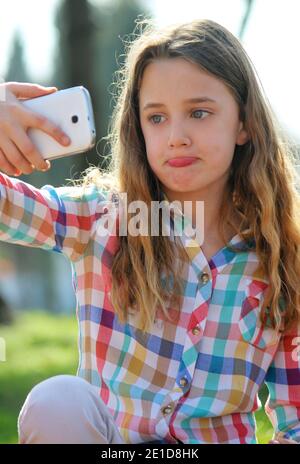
[167,126,192,148]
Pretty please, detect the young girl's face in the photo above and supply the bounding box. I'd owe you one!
[139,57,248,201]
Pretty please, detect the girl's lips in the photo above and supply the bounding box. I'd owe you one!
[167,157,198,167]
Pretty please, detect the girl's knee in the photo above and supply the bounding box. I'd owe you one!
[20,375,87,411]
[18,375,93,443]
[18,374,123,444]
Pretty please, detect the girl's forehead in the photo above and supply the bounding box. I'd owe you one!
[140,59,223,91]
[141,57,209,78]
[138,59,229,106]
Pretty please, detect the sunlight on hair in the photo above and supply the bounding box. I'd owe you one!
[295,165,300,188]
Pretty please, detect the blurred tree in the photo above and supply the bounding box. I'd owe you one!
[54,0,96,89]
[47,0,149,186]
[5,29,30,83]
[45,0,99,187]
[0,294,14,325]
[238,0,255,40]
[93,0,151,170]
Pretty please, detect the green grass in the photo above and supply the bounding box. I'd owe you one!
[0,310,78,444]
[0,311,274,444]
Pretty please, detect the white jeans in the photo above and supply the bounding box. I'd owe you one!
[18,375,125,444]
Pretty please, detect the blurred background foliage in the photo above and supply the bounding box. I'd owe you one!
[0,0,296,444]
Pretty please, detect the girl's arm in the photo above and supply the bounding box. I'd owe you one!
[0,172,108,260]
[264,321,300,444]
[0,82,110,260]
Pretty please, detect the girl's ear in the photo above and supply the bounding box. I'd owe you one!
[236,121,249,146]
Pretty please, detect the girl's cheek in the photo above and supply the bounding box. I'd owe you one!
[147,158,158,173]
[146,149,160,166]
[145,152,155,169]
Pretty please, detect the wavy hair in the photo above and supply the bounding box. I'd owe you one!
[80,18,300,334]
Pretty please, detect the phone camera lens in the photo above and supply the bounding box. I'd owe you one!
[72,115,79,123]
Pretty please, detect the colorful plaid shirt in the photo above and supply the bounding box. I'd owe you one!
[1,172,300,444]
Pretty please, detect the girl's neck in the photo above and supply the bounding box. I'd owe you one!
[163,182,240,247]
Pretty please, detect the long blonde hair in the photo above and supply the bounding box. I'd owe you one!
[81,18,300,334]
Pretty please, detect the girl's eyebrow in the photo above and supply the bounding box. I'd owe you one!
[142,97,217,111]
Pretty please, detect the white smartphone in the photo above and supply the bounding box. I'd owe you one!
[21,86,96,160]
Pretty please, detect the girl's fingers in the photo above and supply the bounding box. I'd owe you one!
[0,134,34,174]
[15,106,70,146]
[0,82,69,175]
[5,124,49,171]
[5,82,57,100]
[0,149,21,176]
[0,82,66,174]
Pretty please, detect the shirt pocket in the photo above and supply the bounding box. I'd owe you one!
[238,281,280,350]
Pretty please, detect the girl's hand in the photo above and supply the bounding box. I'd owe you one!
[0,82,70,176]
[269,437,298,444]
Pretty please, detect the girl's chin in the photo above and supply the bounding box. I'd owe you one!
[161,185,201,195]
[161,179,201,191]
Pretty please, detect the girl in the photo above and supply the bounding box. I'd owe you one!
[0,18,299,445]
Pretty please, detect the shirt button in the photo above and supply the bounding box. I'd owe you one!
[179,377,188,387]
[162,404,174,415]
[201,272,210,284]
[192,326,201,336]
[154,319,163,329]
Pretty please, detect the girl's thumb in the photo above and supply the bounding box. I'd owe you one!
[5,82,57,99]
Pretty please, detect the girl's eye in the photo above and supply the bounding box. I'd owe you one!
[192,109,209,119]
[149,115,165,124]
[148,110,209,124]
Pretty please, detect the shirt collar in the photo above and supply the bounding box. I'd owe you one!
[161,191,249,273]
